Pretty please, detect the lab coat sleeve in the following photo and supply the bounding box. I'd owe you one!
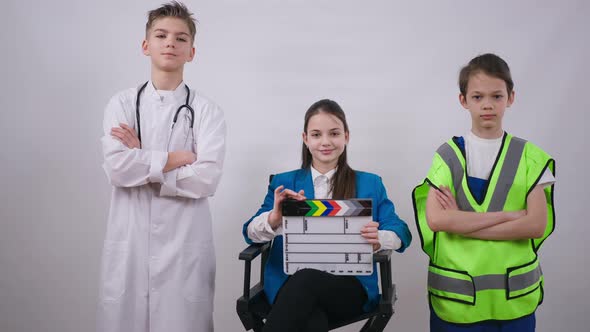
[101,93,168,187]
[159,102,226,199]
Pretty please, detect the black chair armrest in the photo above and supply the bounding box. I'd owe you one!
[239,242,272,300]
[374,249,395,311]
[239,242,271,261]
[373,249,392,263]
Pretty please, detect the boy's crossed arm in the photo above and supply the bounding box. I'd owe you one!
[462,186,547,240]
[426,185,547,240]
[111,123,195,173]
[102,96,226,200]
[101,96,196,189]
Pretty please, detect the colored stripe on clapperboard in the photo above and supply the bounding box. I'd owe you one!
[282,199,372,217]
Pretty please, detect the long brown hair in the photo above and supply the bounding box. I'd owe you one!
[301,99,356,199]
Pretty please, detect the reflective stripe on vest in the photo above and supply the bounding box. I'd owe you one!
[436,143,473,211]
[428,260,542,304]
[435,136,526,212]
[488,137,527,211]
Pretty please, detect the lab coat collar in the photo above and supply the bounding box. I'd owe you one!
[146,80,188,104]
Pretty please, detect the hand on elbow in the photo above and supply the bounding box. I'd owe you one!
[531,224,546,239]
[425,213,446,232]
[526,212,546,239]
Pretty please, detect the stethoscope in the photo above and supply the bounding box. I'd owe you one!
[135,81,195,148]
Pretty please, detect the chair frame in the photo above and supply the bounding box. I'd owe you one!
[236,242,397,332]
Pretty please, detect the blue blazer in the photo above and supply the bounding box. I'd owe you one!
[242,168,412,312]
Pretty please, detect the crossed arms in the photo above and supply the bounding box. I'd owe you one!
[425,185,548,240]
[101,95,226,199]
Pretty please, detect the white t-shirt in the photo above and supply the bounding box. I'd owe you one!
[465,131,555,187]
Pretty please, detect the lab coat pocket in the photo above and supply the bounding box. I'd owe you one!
[182,243,215,303]
[100,241,128,302]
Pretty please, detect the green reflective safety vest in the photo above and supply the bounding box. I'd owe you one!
[412,133,555,324]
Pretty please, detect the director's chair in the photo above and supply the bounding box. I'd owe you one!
[236,242,397,331]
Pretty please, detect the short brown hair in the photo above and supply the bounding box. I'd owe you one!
[146,1,197,42]
[459,53,514,97]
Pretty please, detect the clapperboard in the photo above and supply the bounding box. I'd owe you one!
[282,199,373,276]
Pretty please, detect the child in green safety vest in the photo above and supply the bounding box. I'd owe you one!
[412,53,556,332]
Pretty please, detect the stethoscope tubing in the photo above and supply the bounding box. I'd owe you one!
[135,81,195,148]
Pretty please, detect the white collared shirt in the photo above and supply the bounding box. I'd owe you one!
[311,167,336,199]
[247,167,401,251]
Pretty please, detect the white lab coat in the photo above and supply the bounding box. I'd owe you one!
[97,82,225,332]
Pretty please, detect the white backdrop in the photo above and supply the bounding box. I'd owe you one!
[1,1,589,331]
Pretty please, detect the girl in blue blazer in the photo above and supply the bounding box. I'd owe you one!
[243,99,411,331]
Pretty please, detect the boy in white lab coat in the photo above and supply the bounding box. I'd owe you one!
[97,2,225,332]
